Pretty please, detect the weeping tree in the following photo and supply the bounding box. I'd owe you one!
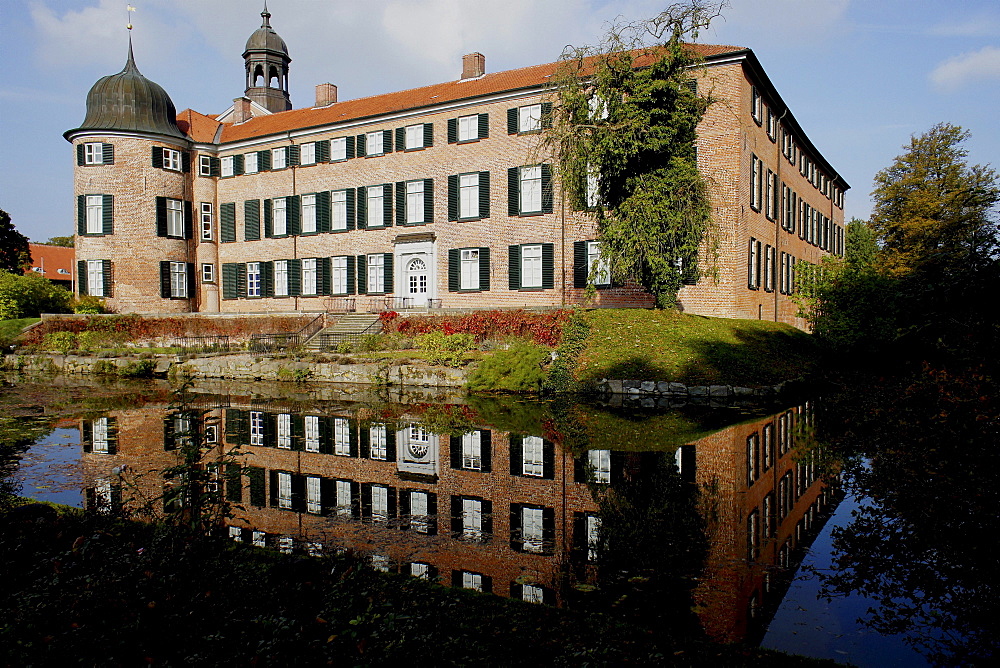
[547,2,724,307]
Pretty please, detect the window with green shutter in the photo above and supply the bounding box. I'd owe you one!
[244,200,261,241]
[222,263,240,299]
[220,202,236,242]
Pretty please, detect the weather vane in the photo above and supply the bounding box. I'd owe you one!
[126,4,136,31]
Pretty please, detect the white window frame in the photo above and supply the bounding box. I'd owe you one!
[304,415,320,453]
[271,147,286,170]
[462,571,483,591]
[586,166,600,208]
[460,249,480,291]
[336,480,353,518]
[86,259,105,297]
[459,173,479,219]
[86,195,103,234]
[244,151,258,174]
[162,148,182,171]
[458,114,478,142]
[220,156,234,177]
[332,190,348,231]
[301,193,317,234]
[331,256,348,295]
[520,244,543,289]
[84,142,103,165]
[330,137,348,161]
[365,131,384,156]
[200,202,213,241]
[522,506,544,553]
[751,86,762,124]
[277,471,292,509]
[92,417,109,453]
[277,413,292,449]
[169,261,187,298]
[273,259,288,297]
[248,411,264,446]
[519,166,542,214]
[306,475,322,515]
[366,186,384,228]
[405,180,424,224]
[299,142,316,166]
[166,198,184,238]
[369,424,388,460]
[333,417,350,456]
[410,491,429,533]
[301,258,317,296]
[272,197,287,236]
[246,262,261,297]
[587,241,610,286]
[462,497,483,540]
[404,124,424,150]
[367,253,385,293]
[522,435,544,477]
[197,155,212,176]
[588,449,611,484]
[518,104,542,132]
[371,484,389,522]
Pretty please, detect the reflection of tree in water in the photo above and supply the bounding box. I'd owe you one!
[574,451,707,638]
[818,368,1000,665]
[0,415,55,509]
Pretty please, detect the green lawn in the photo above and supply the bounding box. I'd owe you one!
[0,317,40,344]
[576,309,818,387]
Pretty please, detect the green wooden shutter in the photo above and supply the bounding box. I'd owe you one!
[319,257,331,295]
[237,263,247,296]
[186,263,195,297]
[447,118,457,143]
[151,146,163,168]
[573,241,587,288]
[258,150,271,171]
[448,249,460,292]
[447,175,458,221]
[478,171,490,218]
[288,258,301,296]
[345,135,355,159]
[423,178,434,223]
[263,199,273,238]
[103,260,113,297]
[77,195,85,235]
[395,127,405,151]
[541,164,553,213]
[507,107,518,134]
[317,191,331,233]
[478,113,489,139]
[244,200,260,240]
[102,143,114,164]
[288,145,300,166]
[103,195,114,235]
[77,260,88,295]
[356,188,367,229]
[183,201,193,239]
[355,133,366,157]
[383,254,393,293]
[395,181,406,224]
[210,156,220,176]
[156,197,167,237]
[182,152,191,173]
[346,256,356,295]
[346,189,356,230]
[541,243,554,289]
[541,102,553,129]
[383,184,393,227]
[261,261,273,297]
[509,246,521,290]
[479,248,490,291]
[288,195,301,235]
[220,203,236,242]
[160,262,171,298]
[383,129,393,153]
[423,123,433,147]
[356,255,367,294]
[316,139,330,162]
[508,167,519,216]
[222,263,239,299]
[76,144,85,166]
[233,154,244,175]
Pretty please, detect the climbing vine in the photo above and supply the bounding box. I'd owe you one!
[547,1,723,307]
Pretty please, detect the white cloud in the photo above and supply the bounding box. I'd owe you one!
[930,46,1000,92]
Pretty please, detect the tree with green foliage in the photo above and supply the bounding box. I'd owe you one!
[0,209,31,274]
[548,1,722,308]
[44,235,75,248]
[0,270,72,319]
[871,123,1000,279]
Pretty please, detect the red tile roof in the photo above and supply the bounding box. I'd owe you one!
[187,43,742,145]
[176,108,222,143]
[26,244,74,281]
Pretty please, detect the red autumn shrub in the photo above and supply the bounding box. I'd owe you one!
[387,309,570,346]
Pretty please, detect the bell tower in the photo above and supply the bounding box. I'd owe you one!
[243,3,291,113]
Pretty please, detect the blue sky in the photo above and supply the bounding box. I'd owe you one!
[3,0,1000,242]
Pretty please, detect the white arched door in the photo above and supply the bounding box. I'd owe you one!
[405,256,430,306]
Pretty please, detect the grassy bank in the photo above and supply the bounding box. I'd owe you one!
[0,504,836,667]
[575,309,818,387]
[0,317,39,345]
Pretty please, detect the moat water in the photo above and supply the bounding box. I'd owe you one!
[3,373,996,666]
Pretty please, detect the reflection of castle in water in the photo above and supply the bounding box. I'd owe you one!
[78,394,839,644]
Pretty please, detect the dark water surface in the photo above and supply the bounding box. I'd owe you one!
[4,373,995,666]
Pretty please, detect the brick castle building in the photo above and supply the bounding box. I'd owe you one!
[66,7,847,326]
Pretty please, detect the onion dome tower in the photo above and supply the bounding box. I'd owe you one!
[244,2,292,112]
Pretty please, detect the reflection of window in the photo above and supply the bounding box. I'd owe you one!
[461,431,481,470]
[229,526,242,542]
[747,508,760,561]
[369,424,387,460]
[92,417,110,453]
[410,491,429,533]
[304,416,320,452]
[587,449,611,484]
[522,506,544,553]
[333,418,350,455]
[522,435,544,477]
[371,555,391,572]
[407,425,430,459]
[249,411,264,446]
[371,485,389,522]
[462,498,483,540]
[277,413,292,449]
[279,536,293,554]
[252,530,266,547]
[586,514,601,561]
[306,476,321,514]
[522,584,544,603]
[461,571,482,591]
[747,433,760,485]
[277,471,292,509]
[410,562,430,579]
[336,480,352,518]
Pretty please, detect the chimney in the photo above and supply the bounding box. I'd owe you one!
[315,83,338,107]
[231,97,252,124]
[461,52,485,80]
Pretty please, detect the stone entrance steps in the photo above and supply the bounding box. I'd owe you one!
[302,314,382,351]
